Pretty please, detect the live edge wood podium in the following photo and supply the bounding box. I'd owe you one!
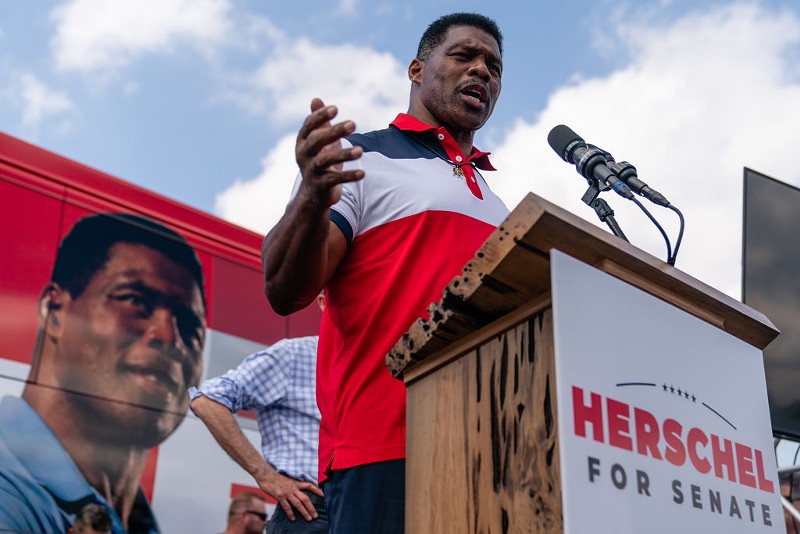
[385,193,779,533]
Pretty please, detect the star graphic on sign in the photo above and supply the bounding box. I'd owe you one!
[677,388,683,396]
[670,385,675,393]
[663,383,668,392]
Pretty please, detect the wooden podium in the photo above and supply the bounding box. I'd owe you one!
[386,193,780,533]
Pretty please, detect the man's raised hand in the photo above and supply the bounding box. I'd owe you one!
[295,98,364,207]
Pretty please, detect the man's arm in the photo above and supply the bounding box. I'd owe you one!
[262,98,363,315]
[190,395,322,522]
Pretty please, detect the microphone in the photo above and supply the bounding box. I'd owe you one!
[607,161,671,207]
[547,125,633,200]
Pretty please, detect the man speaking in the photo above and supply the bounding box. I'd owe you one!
[262,12,509,533]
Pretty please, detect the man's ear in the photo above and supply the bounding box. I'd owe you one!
[408,58,424,84]
[38,283,68,340]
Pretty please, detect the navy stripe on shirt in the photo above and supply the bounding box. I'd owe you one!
[330,210,353,245]
[347,126,441,161]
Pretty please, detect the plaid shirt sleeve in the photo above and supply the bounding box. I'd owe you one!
[188,336,320,482]
[189,344,293,413]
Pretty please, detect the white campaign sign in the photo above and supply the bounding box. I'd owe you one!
[551,250,782,533]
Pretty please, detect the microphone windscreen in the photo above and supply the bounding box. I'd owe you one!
[547,124,582,162]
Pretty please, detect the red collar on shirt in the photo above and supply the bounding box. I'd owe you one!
[390,113,497,171]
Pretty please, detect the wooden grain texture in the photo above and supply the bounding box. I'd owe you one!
[386,193,779,379]
[406,311,562,533]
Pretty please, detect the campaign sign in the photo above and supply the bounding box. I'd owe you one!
[551,250,782,533]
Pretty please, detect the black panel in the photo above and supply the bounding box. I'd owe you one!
[743,168,800,440]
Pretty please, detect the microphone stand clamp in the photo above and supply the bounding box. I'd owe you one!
[581,184,629,242]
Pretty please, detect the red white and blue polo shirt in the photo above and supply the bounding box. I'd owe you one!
[315,113,509,481]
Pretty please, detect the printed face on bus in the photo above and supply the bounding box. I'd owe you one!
[47,242,206,446]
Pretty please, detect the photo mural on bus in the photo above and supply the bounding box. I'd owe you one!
[0,213,206,533]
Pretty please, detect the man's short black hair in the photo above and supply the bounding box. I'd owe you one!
[72,503,112,533]
[51,212,205,303]
[416,13,503,61]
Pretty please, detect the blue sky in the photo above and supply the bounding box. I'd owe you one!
[1,0,799,296]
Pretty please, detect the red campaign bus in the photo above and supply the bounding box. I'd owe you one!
[0,132,319,533]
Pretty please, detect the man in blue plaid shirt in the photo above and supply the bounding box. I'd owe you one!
[190,295,327,533]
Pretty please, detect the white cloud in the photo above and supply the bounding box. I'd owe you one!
[50,0,232,74]
[18,72,74,130]
[214,135,297,235]
[247,38,408,130]
[491,2,800,297]
[215,38,409,234]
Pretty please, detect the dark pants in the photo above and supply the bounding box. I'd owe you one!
[266,490,329,534]
[323,459,405,534]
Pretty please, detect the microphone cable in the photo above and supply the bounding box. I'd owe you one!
[608,159,685,266]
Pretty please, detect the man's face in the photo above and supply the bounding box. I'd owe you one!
[51,242,205,446]
[242,498,268,534]
[412,25,502,135]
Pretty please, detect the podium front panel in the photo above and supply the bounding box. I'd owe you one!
[405,308,562,533]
